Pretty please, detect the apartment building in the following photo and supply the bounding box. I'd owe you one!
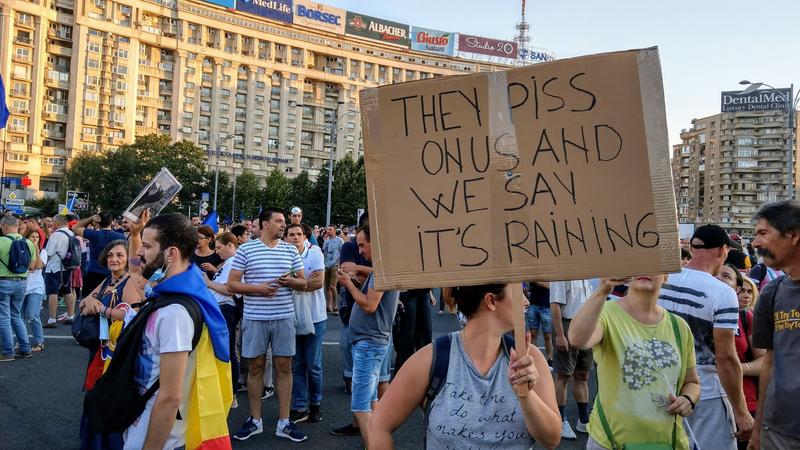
[672,109,799,236]
[0,0,510,198]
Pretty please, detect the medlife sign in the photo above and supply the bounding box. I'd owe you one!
[721,88,791,112]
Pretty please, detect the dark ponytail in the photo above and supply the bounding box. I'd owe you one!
[452,284,507,319]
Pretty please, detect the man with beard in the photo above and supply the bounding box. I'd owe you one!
[120,213,232,449]
[229,208,307,443]
[749,201,800,450]
[658,224,753,450]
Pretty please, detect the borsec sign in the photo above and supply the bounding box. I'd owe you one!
[294,0,345,35]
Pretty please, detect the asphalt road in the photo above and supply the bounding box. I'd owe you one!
[0,302,594,449]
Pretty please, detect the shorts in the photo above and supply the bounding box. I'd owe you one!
[553,319,593,376]
[526,305,553,334]
[241,317,296,358]
[379,338,393,383]
[44,270,72,296]
[351,339,389,413]
[324,267,337,289]
[687,396,736,450]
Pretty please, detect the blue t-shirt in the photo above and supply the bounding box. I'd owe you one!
[83,228,126,275]
[340,237,370,268]
[349,273,399,345]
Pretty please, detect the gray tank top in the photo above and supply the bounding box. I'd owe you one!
[426,332,534,450]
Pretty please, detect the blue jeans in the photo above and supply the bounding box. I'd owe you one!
[379,337,393,383]
[23,292,45,345]
[526,305,553,333]
[291,319,326,410]
[351,339,389,413]
[0,279,30,355]
[339,325,353,378]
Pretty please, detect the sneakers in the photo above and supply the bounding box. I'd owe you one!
[230,397,238,409]
[330,423,359,436]
[276,421,307,442]
[308,404,323,423]
[15,351,32,359]
[32,343,45,352]
[262,387,274,400]
[437,310,444,316]
[0,354,14,362]
[232,416,263,441]
[43,320,57,329]
[290,409,309,423]
[561,420,577,440]
[57,313,73,324]
[574,420,588,434]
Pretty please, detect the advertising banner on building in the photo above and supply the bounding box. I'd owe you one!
[410,26,455,56]
[345,11,410,47]
[518,47,556,63]
[457,33,518,59]
[359,47,678,290]
[202,0,235,8]
[236,0,293,24]
[294,0,345,34]
[721,88,792,112]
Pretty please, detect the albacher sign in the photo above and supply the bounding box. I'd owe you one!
[721,88,792,112]
[236,0,293,24]
[457,33,518,59]
[294,0,345,34]
[345,11,410,47]
[410,26,455,56]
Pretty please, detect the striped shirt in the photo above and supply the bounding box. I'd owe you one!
[231,238,304,321]
[657,267,739,400]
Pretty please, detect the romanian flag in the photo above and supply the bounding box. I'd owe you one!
[153,265,233,450]
[0,74,9,129]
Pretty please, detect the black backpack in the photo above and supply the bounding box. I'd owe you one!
[84,294,203,434]
[1,236,32,274]
[423,333,515,444]
[57,229,82,270]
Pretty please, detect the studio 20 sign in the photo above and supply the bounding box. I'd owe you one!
[410,26,455,56]
[294,0,345,35]
[345,11,410,47]
[458,33,518,59]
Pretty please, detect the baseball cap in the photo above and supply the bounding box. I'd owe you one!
[690,225,739,249]
[290,206,302,215]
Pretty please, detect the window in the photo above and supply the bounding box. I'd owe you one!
[116,66,128,75]
[737,160,757,168]
[115,81,127,91]
[10,117,26,131]
[14,47,30,61]
[43,157,66,166]
[88,42,101,53]
[7,153,30,161]
[85,92,99,102]
[116,49,129,59]
[11,99,28,114]
[255,81,265,89]
[82,126,97,135]
[87,59,100,69]
[84,108,97,117]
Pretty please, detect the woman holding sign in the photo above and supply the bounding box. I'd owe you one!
[568,276,700,450]
[368,283,561,449]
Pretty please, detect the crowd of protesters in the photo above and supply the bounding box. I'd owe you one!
[0,199,799,449]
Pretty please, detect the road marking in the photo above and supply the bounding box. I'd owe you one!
[37,334,345,345]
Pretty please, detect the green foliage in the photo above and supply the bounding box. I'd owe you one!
[24,196,59,217]
[63,134,367,226]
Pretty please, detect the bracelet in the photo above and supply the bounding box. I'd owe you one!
[679,394,696,410]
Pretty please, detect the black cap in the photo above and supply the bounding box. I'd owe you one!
[690,225,739,249]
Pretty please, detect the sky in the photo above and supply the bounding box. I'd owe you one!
[330,0,799,146]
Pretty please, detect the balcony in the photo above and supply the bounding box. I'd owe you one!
[15,18,34,29]
[10,89,29,98]
[46,43,73,57]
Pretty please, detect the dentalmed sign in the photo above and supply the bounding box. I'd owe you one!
[294,0,345,34]
[236,0,293,24]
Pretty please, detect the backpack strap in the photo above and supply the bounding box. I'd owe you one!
[424,334,452,446]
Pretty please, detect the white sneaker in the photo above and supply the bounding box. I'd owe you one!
[231,397,238,409]
[574,421,588,433]
[561,420,577,440]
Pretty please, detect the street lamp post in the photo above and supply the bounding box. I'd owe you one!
[739,81,800,200]
[196,130,234,212]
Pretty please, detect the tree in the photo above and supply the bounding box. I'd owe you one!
[261,169,291,213]
[329,156,366,226]
[233,170,261,221]
[289,170,320,224]
[25,196,59,217]
[62,134,208,215]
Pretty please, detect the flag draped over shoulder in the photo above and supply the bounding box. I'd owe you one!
[153,265,232,450]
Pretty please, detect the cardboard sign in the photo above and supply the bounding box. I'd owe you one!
[360,48,679,290]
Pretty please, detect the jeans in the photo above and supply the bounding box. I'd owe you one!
[339,325,353,378]
[350,339,389,413]
[291,319,326,410]
[0,279,30,355]
[379,338,393,383]
[219,303,240,393]
[22,292,45,345]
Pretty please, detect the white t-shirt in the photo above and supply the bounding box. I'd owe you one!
[123,304,196,450]
[211,258,236,307]
[657,267,739,400]
[44,227,72,273]
[25,249,47,295]
[300,245,327,324]
[549,279,593,319]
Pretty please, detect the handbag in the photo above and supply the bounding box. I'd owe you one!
[595,313,683,450]
[71,277,118,350]
[292,291,315,335]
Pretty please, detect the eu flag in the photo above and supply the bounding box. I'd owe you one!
[202,210,219,233]
[0,75,9,129]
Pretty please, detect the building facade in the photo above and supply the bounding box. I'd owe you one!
[672,109,799,236]
[0,0,510,199]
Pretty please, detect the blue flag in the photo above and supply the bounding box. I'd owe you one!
[0,75,9,129]
[202,210,219,233]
